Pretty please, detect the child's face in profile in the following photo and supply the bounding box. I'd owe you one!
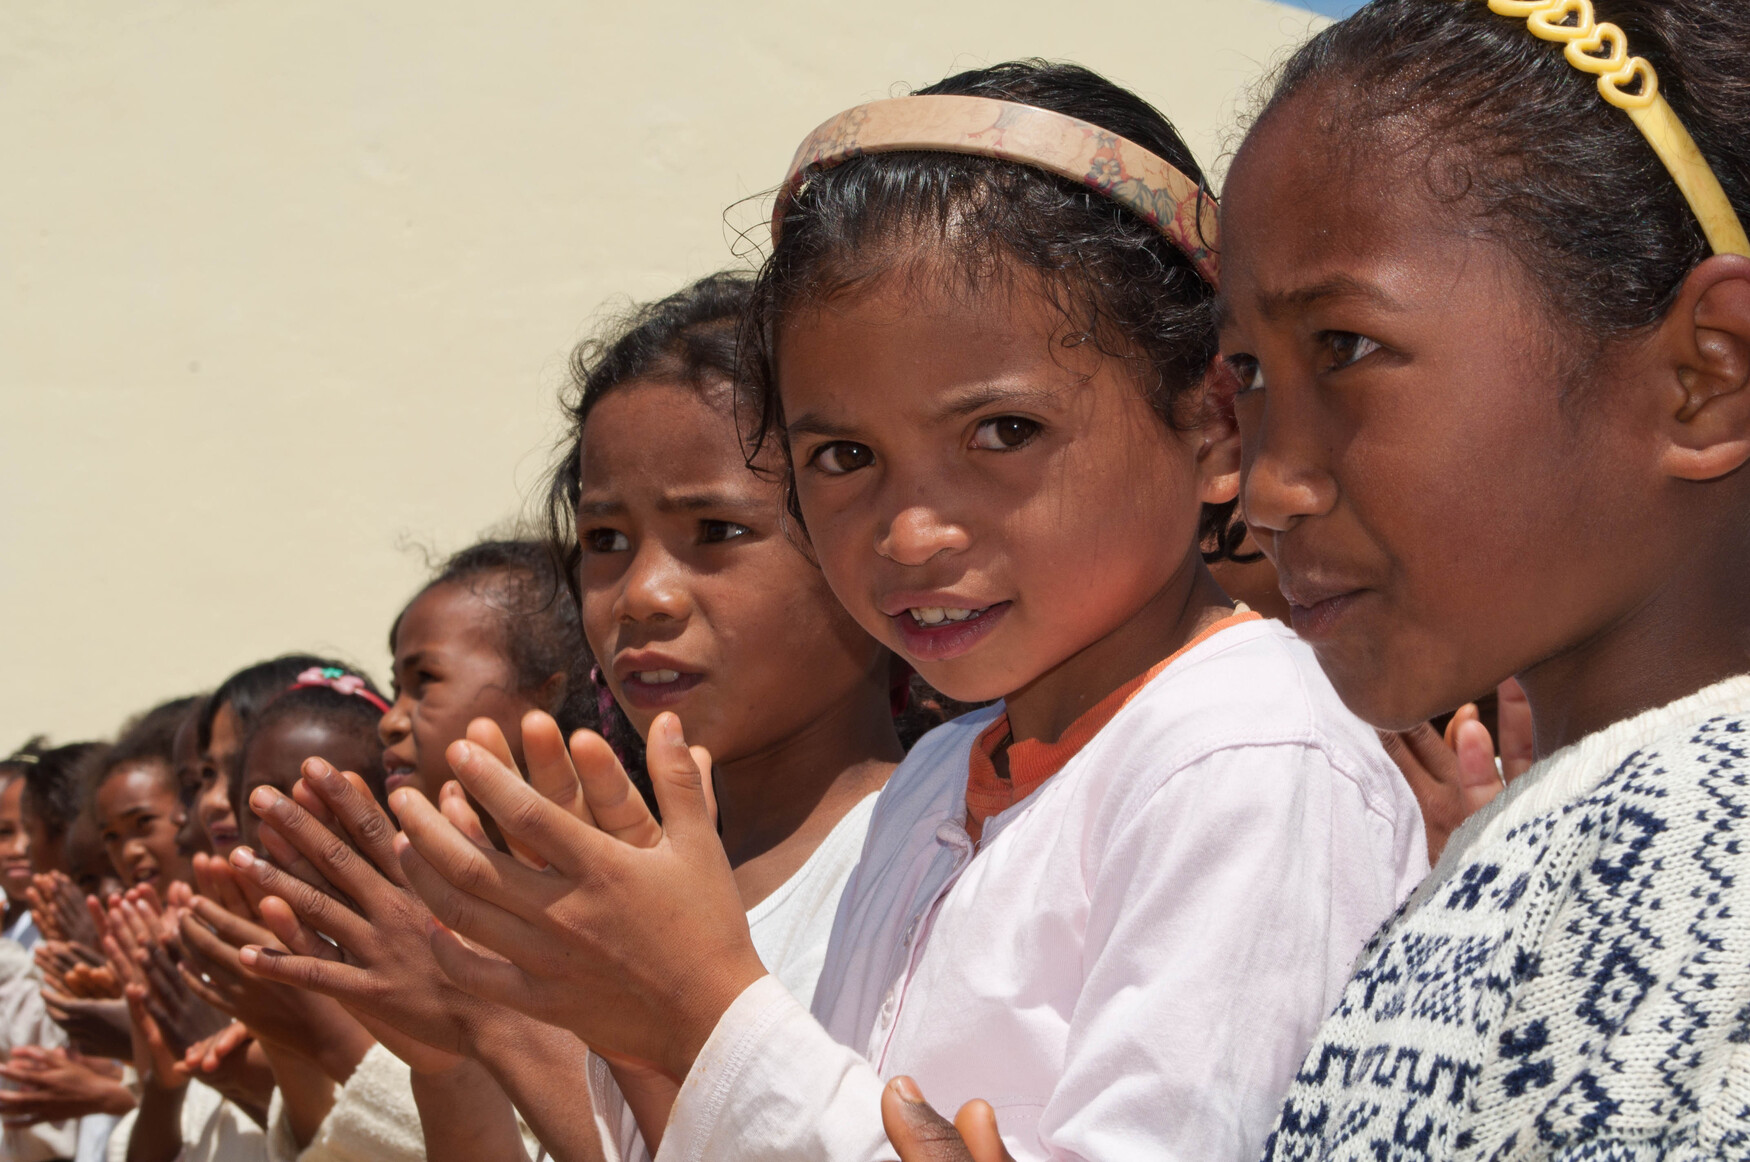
[575,380,888,761]
[1217,88,1676,730]
[197,703,245,855]
[0,778,32,906]
[775,274,1233,705]
[240,719,383,851]
[95,762,192,889]
[382,587,533,804]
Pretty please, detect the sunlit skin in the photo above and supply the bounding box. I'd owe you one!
[196,704,244,855]
[0,779,32,927]
[777,273,1241,745]
[577,379,899,893]
[172,705,212,857]
[380,583,554,804]
[95,763,193,889]
[238,718,385,851]
[1218,87,1750,750]
[64,811,125,904]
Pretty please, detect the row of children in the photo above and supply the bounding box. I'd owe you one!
[9,0,1750,1157]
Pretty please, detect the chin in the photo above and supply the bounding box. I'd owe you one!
[1309,638,1457,733]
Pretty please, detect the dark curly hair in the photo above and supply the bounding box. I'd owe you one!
[393,540,599,738]
[1256,0,1750,362]
[94,695,203,803]
[744,59,1244,561]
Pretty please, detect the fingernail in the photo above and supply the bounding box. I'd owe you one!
[892,1076,925,1104]
[238,947,257,967]
[250,787,278,810]
[230,847,254,870]
[663,714,685,747]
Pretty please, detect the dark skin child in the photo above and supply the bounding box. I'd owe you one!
[96,763,194,890]
[172,706,212,858]
[236,718,385,852]
[379,581,562,805]
[383,273,1244,1088]
[195,704,244,855]
[1217,87,1750,752]
[0,779,33,928]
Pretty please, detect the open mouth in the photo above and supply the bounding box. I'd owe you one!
[891,601,1011,662]
[619,668,704,708]
[384,767,418,794]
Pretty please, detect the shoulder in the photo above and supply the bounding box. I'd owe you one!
[1090,620,1410,821]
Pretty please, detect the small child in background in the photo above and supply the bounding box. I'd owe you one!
[92,700,201,892]
[234,673,389,853]
[379,539,598,810]
[194,656,340,857]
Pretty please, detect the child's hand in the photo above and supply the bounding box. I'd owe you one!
[881,1077,1013,1162]
[40,990,133,1061]
[227,759,492,1075]
[125,983,189,1091]
[28,872,102,949]
[107,895,232,1053]
[0,1047,135,1127]
[1382,677,1533,863]
[393,710,764,1080]
[176,891,375,1081]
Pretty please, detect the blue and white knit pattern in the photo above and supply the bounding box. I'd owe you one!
[1264,675,1750,1161]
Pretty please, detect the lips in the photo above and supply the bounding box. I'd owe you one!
[384,771,418,795]
[889,600,1012,662]
[1276,574,1369,642]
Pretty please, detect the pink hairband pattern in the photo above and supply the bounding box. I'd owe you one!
[291,666,391,714]
[773,95,1221,288]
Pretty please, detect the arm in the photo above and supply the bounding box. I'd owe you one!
[410,1058,532,1162]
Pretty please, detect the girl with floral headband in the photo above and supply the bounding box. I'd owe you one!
[378,59,1427,1162]
[886,1,1750,1159]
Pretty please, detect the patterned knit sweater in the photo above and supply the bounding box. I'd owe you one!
[1263,674,1750,1161]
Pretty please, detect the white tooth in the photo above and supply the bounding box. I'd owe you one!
[943,607,976,622]
[655,669,679,683]
[636,669,681,684]
[912,607,947,625]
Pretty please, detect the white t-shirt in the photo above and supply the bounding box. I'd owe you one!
[659,618,1429,1162]
[587,790,880,1161]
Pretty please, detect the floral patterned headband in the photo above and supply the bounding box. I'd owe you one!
[289,667,390,714]
[773,95,1221,288]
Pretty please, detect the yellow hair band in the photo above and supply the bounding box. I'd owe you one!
[1476,0,1749,257]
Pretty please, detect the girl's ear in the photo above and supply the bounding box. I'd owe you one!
[1657,254,1750,482]
[535,671,568,715]
[1194,357,1243,505]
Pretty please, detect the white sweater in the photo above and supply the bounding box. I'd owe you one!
[659,618,1427,1162]
[1264,673,1750,1160]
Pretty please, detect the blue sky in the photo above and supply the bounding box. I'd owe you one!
[1290,0,1365,16]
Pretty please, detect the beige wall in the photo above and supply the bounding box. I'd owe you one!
[0,0,1325,746]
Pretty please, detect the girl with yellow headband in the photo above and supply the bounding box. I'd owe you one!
[887,0,1750,1158]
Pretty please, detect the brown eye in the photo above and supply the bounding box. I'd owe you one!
[700,520,750,544]
[811,442,875,475]
[1325,332,1380,371]
[584,528,630,553]
[970,416,1040,451]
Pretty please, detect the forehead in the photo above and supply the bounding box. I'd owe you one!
[776,276,1092,417]
[97,762,175,811]
[1220,95,1457,310]
[397,580,510,658]
[578,379,765,493]
[244,719,343,776]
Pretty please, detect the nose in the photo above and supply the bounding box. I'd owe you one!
[874,502,971,567]
[615,542,692,625]
[1234,390,1338,536]
[379,692,413,747]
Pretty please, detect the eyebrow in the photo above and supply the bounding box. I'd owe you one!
[575,493,769,517]
[1256,274,1403,320]
[786,381,1069,442]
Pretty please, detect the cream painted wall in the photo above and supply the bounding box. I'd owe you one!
[0,1,1325,745]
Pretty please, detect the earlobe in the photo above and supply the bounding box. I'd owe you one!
[1659,255,1750,482]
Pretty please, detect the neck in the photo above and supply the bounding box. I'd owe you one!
[711,673,902,870]
[1519,541,1750,756]
[3,901,23,932]
[1005,552,1235,744]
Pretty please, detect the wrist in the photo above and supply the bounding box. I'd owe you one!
[661,960,767,1081]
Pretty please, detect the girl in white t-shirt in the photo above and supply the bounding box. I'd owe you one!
[386,61,1427,1162]
[231,271,921,1160]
